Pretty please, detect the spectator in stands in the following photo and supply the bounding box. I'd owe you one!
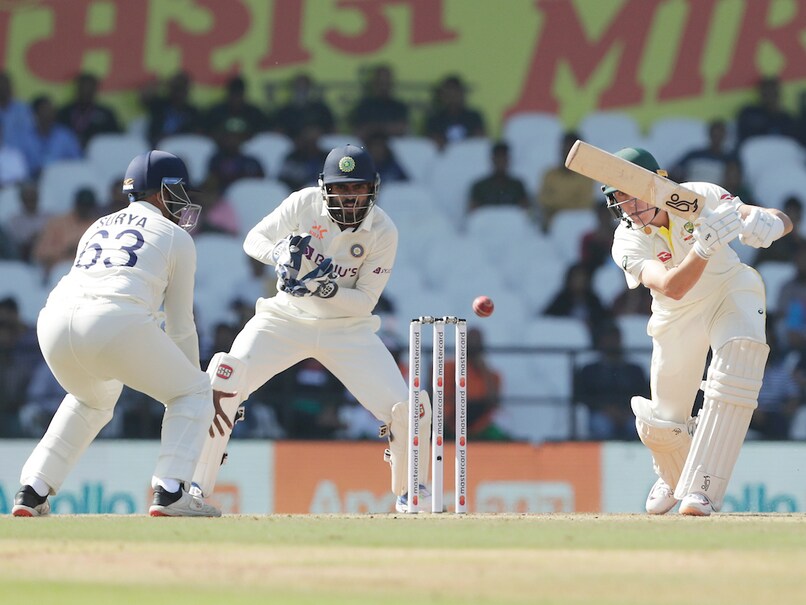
[191,178,240,237]
[751,322,799,440]
[56,72,121,148]
[272,73,335,139]
[349,64,410,140]
[543,262,611,330]
[443,327,511,441]
[579,202,616,271]
[32,186,99,276]
[423,74,486,150]
[574,321,648,440]
[100,174,130,215]
[755,196,805,266]
[203,75,270,137]
[276,120,328,191]
[0,223,17,259]
[720,157,756,205]
[776,242,806,352]
[0,120,30,186]
[206,116,265,194]
[534,131,597,232]
[736,76,798,145]
[363,131,408,184]
[20,94,82,178]
[0,71,35,150]
[672,119,737,183]
[610,284,653,317]
[140,71,203,146]
[467,141,528,213]
[4,181,50,262]
[0,297,38,437]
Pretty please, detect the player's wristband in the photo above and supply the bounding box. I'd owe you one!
[693,240,711,260]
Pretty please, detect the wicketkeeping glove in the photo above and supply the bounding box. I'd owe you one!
[280,258,340,298]
[739,206,785,249]
[270,233,311,283]
[692,202,742,259]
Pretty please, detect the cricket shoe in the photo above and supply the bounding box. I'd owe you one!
[679,492,714,517]
[149,486,221,517]
[395,485,432,513]
[12,485,50,517]
[645,478,678,515]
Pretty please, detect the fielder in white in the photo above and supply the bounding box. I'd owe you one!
[605,147,792,516]
[192,144,431,512]
[12,150,220,517]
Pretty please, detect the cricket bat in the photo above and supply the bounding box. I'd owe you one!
[564,140,703,221]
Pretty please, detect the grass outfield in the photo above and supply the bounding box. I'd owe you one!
[1,514,805,605]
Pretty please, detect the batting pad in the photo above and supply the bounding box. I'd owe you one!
[384,392,431,497]
[674,338,768,510]
[191,352,247,497]
[631,396,693,489]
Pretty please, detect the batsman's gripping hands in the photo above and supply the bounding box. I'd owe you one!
[271,233,312,283]
[739,206,785,249]
[280,257,339,299]
[692,202,742,259]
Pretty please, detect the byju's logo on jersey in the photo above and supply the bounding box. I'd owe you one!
[216,364,234,380]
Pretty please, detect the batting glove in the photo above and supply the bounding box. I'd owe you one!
[739,206,785,249]
[692,202,742,259]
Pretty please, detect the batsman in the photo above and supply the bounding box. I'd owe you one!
[191,144,431,513]
[602,147,792,516]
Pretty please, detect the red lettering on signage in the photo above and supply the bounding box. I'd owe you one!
[658,0,719,101]
[507,0,664,115]
[324,0,456,54]
[720,0,806,90]
[259,0,311,67]
[166,0,248,85]
[25,0,148,87]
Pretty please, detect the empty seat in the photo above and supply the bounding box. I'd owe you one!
[739,135,805,186]
[388,136,439,185]
[318,134,362,149]
[758,261,797,314]
[0,260,47,324]
[578,112,646,153]
[0,185,22,226]
[86,133,150,187]
[548,208,598,264]
[429,138,492,219]
[224,178,291,236]
[645,117,708,167]
[156,134,216,186]
[38,160,106,215]
[242,132,294,177]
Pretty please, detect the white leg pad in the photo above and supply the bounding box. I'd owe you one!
[190,353,247,496]
[674,338,768,510]
[20,395,113,494]
[631,396,693,490]
[383,392,431,496]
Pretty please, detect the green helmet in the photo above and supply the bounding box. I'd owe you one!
[602,147,663,195]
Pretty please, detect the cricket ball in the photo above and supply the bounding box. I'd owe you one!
[472,295,494,317]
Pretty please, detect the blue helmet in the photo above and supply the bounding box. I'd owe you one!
[123,150,201,231]
[318,144,380,226]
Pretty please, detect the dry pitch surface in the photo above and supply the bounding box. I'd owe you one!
[1,513,805,605]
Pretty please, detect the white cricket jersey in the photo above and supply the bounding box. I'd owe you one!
[46,200,199,363]
[243,186,397,319]
[611,181,743,311]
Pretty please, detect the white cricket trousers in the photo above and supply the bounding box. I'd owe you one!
[647,265,766,423]
[21,301,213,493]
[230,309,408,424]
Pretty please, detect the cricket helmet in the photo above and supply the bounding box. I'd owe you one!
[319,144,380,227]
[123,150,201,231]
[603,147,666,227]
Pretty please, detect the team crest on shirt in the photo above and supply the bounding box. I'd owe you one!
[350,243,365,257]
[310,224,327,239]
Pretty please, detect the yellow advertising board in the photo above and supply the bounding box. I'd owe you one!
[2,1,805,137]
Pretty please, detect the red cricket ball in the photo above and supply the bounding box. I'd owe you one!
[472,295,494,317]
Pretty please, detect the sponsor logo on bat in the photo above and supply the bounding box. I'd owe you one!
[665,193,698,215]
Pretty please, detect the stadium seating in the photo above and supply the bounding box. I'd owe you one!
[156,134,216,186]
[39,160,107,215]
[388,136,439,185]
[242,132,294,177]
[578,111,646,152]
[86,133,150,188]
[739,135,805,186]
[224,178,291,237]
[645,116,708,167]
